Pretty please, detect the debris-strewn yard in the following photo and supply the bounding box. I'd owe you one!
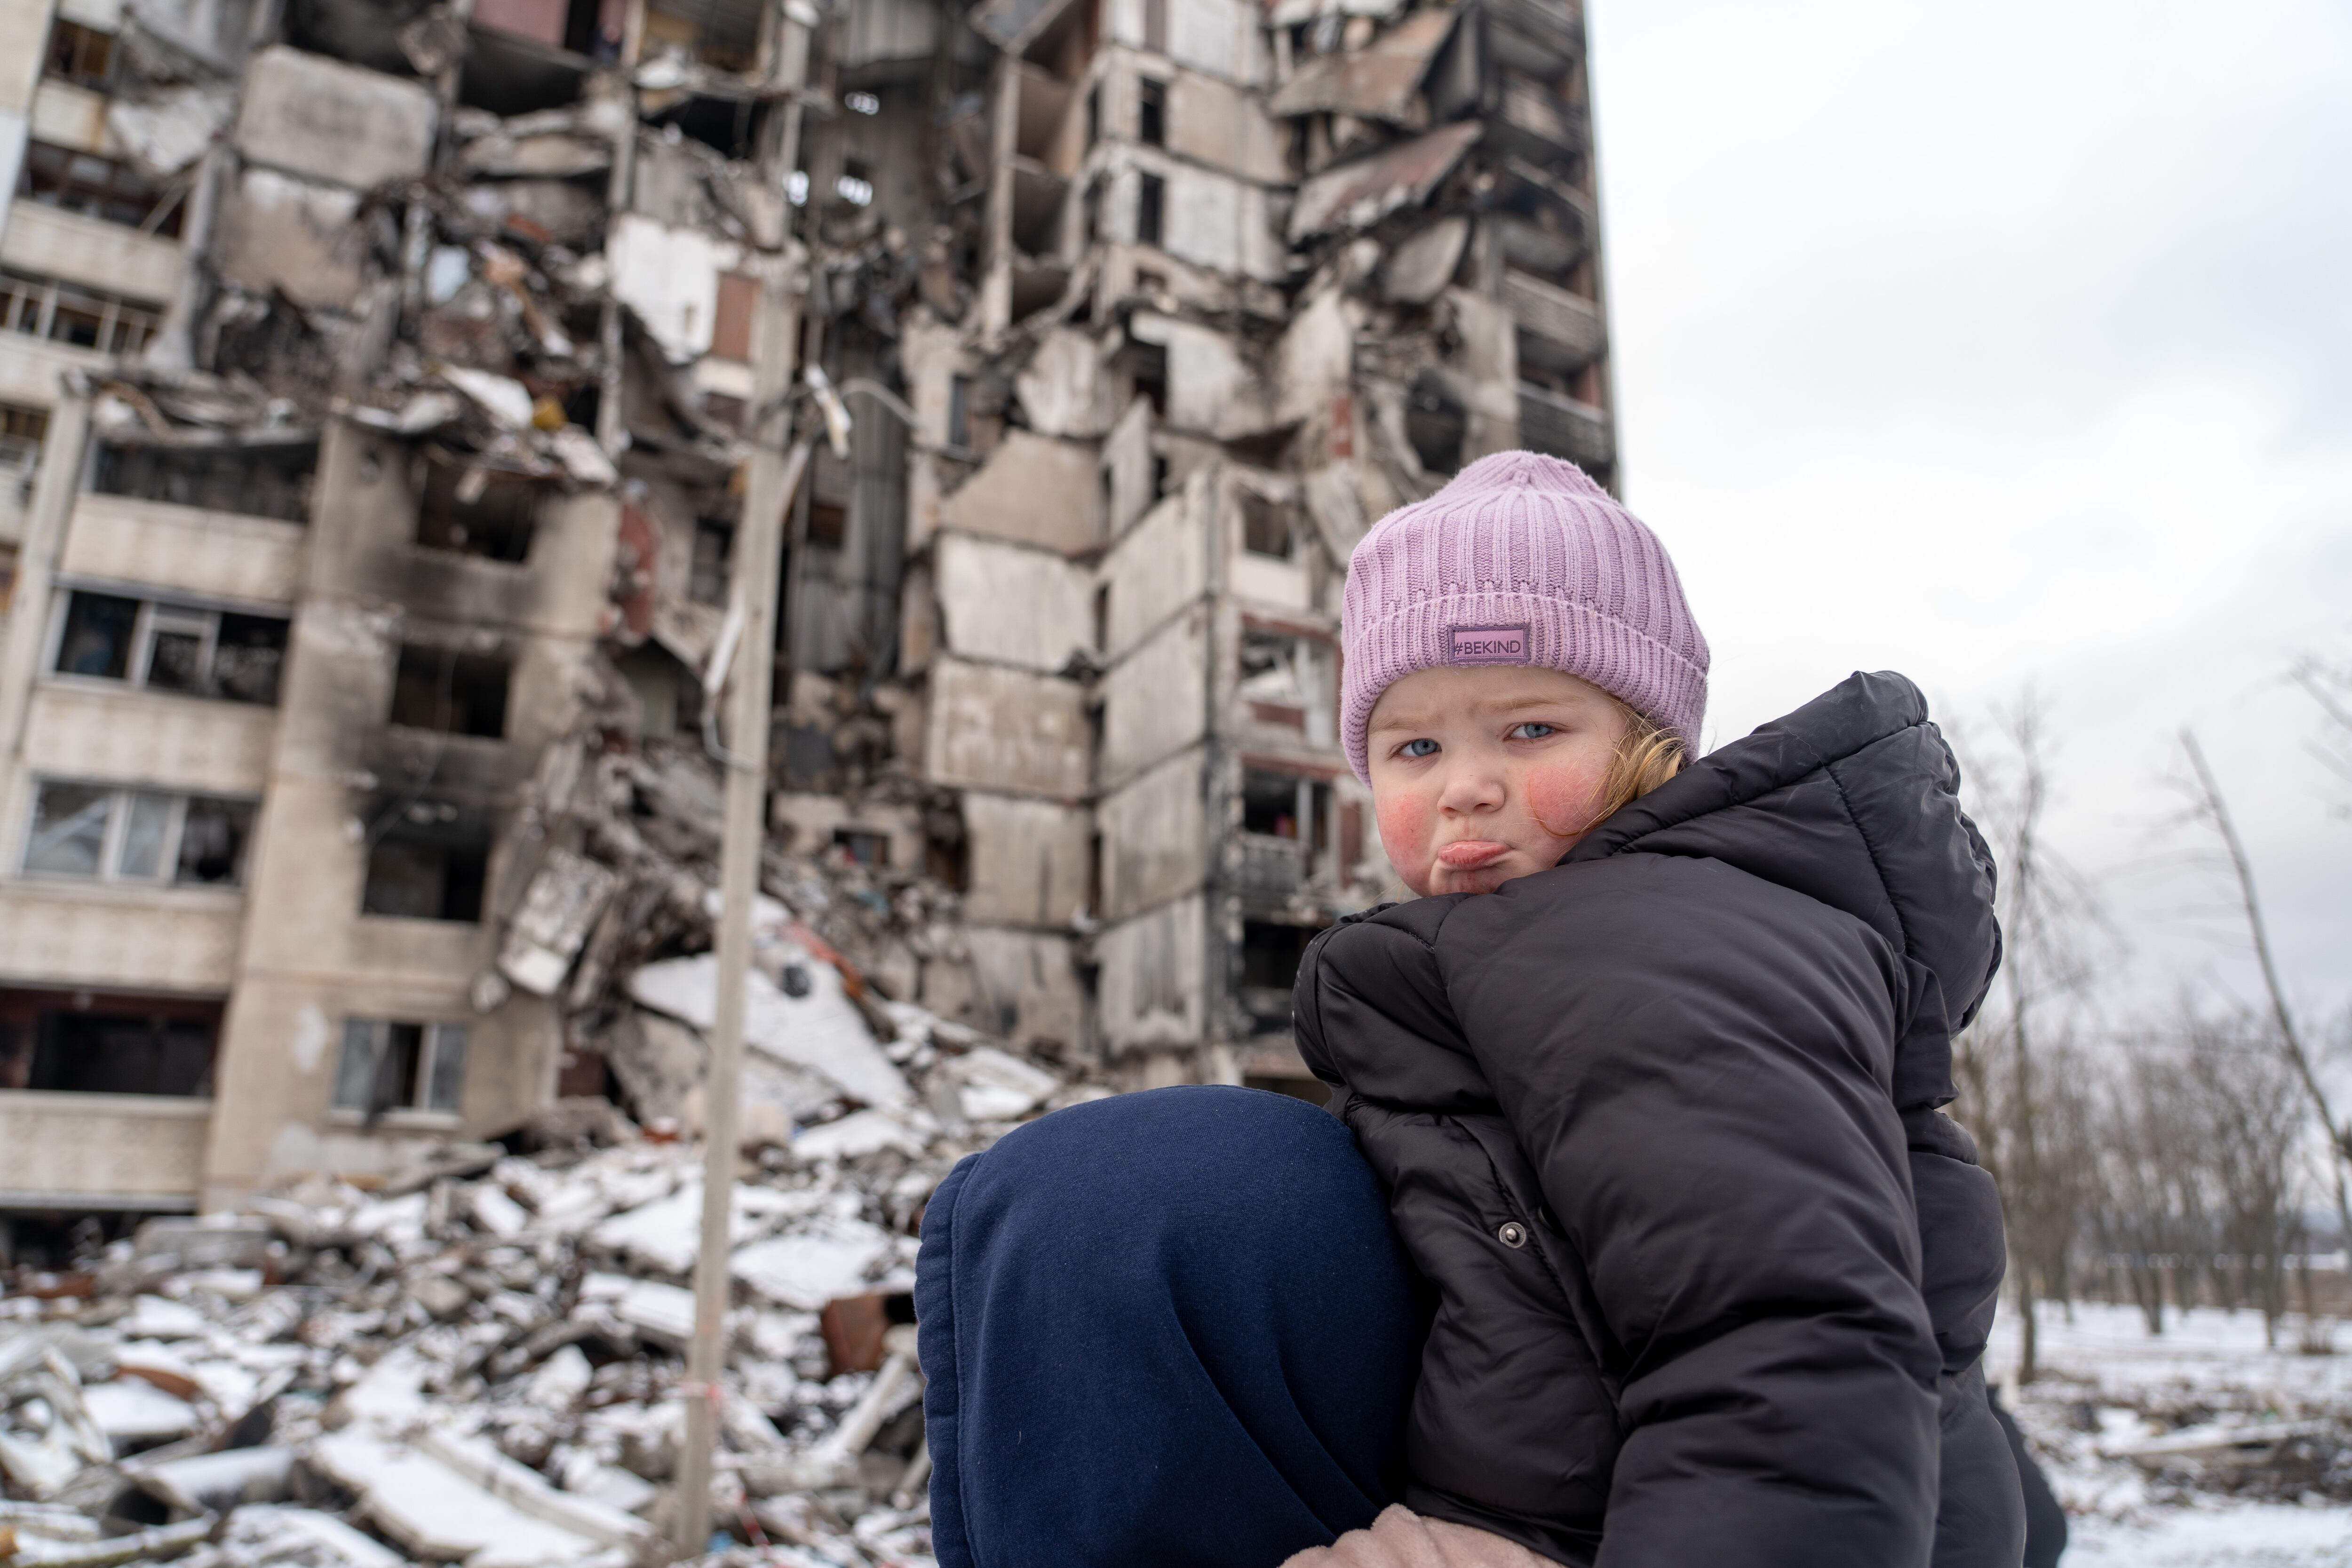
[0,949,1094,1568]
[1991,1298,2352,1565]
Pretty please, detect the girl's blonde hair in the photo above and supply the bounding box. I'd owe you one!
[1582,700,1685,834]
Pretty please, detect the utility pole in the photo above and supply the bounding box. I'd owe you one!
[670,282,808,1556]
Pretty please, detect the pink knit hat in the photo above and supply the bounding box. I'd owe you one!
[1341,451,1709,783]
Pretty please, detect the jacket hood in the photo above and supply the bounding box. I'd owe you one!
[1564,669,2001,1034]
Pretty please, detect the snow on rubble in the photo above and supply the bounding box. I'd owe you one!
[0,922,1100,1568]
[1991,1299,2352,1565]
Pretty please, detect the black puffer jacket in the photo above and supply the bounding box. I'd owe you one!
[1293,672,2022,1568]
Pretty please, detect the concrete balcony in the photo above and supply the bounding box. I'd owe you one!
[0,1090,209,1210]
[1485,0,1586,80]
[1502,268,1606,373]
[63,493,309,605]
[1518,382,1614,473]
[0,883,246,992]
[1236,831,1308,912]
[0,202,183,309]
[1493,73,1587,160]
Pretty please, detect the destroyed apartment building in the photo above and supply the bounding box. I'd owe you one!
[0,0,1618,1226]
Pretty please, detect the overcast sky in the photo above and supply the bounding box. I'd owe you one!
[1587,0,2352,1032]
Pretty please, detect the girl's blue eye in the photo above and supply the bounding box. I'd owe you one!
[1399,739,1440,758]
[1510,722,1556,740]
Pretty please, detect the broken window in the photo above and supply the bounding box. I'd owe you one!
[946,376,972,451]
[43,19,114,88]
[1136,172,1165,246]
[362,809,492,922]
[1240,921,1316,1032]
[22,782,255,886]
[2,268,161,355]
[710,271,758,364]
[690,516,734,604]
[17,142,183,236]
[389,645,512,738]
[415,463,538,562]
[1137,79,1167,146]
[0,402,50,477]
[1405,368,1469,475]
[806,501,848,548]
[1242,769,1317,839]
[0,988,222,1098]
[93,438,317,523]
[832,828,889,867]
[331,1019,469,1118]
[51,590,288,705]
[1238,491,1296,559]
[1128,341,1168,417]
[1240,630,1328,733]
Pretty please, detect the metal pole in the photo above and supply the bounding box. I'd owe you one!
[672,272,805,1560]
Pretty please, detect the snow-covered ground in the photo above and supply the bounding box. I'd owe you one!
[1986,1300,2352,1565]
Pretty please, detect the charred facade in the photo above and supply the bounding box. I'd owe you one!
[0,0,1613,1216]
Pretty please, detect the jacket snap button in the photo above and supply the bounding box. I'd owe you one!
[1497,1221,1528,1249]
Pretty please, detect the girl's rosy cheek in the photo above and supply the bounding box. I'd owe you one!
[1526,759,1608,841]
[1375,788,1434,872]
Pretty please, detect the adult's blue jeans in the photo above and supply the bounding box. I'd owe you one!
[915,1085,1425,1568]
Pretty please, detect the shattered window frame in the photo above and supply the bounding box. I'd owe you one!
[388,644,514,739]
[16,140,184,237]
[1238,490,1297,560]
[92,438,318,524]
[1137,78,1168,147]
[415,462,540,563]
[1136,171,1166,246]
[41,17,113,89]
[47,588,290,707]
[689,516,734,604]
[360,809,494,923]
[20,780,256,888]
[331,1018,469,1121]
[0,402,48,476]
[1,268,162,356]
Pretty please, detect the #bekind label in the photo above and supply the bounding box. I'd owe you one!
[1448,624,1530,665]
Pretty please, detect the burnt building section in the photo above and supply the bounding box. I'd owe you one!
[0,0,817,1214]
[0,0,1615,1214]
[867,0,1615,1091]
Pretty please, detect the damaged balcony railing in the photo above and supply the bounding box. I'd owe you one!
[1518,381,1614,473]
[1236,831,1311,911]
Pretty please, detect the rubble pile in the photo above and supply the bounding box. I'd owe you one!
[2,923,1091,1568]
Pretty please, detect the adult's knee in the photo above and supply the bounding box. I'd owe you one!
[918,1086,1422,1568]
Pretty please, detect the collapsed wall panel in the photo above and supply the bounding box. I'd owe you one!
[233,46,439,190]
[1095,748,1205,922]
[958,793,1091,927]
[934,533,1095,673]
[937,430,1102,553]
[922,656,1090,797]
[215,169,366,310]
[1098,605,1208,787]
[1099,484,1208,656]
[1094,891,1207,1056]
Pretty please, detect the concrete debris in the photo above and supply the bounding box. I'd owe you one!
[2,805,1090,1563]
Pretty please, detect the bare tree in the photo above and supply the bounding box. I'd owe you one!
[2092,1044,2206,1337]
[2182,1007,2307,1346]
[2178,732,2352,1253]
[1952,696,2109,1380]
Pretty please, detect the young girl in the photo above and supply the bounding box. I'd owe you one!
[913,452,2022,1568]
[1288,451,2023,1567]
